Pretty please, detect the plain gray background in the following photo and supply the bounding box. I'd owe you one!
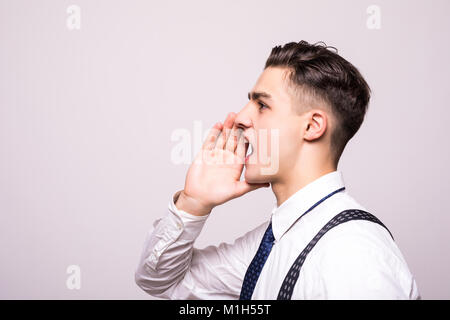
[1,0,449,299]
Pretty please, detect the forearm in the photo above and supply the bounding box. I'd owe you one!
[135,190,209,298]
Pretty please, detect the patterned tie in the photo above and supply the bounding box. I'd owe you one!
[239,221,275,300]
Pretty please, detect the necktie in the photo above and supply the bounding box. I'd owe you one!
[239,221,275,300]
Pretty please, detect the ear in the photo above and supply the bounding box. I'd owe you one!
[304,110,328,141]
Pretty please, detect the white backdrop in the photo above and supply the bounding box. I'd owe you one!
[0,0,449,299]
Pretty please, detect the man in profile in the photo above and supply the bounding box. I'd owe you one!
[135,40,420,299]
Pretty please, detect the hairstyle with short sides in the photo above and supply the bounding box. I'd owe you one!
[264,40,371,165]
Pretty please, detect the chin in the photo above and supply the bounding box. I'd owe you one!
[244,164,273,184]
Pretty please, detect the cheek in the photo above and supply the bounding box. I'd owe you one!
[278,130,300,162]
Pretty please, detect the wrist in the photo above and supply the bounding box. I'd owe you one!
[175,190,213,216]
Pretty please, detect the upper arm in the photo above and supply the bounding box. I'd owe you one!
[311,222,414,299]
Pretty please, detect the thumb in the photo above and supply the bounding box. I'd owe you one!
[234,180,270,197]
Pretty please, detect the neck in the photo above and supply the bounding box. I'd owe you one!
[271,161,337,207]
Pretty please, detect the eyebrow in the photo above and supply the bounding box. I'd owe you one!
[248,91,272,101]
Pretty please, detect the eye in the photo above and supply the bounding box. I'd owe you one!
[258,101,269,111]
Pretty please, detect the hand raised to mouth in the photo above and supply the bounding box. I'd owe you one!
[175,112,270,216]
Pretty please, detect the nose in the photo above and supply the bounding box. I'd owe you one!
[234,103,253,130]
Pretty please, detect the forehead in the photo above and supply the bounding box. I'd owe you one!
[252,66,293,103]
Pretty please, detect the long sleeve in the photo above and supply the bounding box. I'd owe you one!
[311,223,421,300]
[134,190,268,299]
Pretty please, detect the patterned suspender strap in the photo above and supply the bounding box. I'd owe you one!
[277,209,394,300]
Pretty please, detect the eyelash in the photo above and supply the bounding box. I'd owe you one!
[258,101,269,111]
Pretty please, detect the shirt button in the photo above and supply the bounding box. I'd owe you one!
[176,222,183,230]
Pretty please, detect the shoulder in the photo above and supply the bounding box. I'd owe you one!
[307,215,418,299]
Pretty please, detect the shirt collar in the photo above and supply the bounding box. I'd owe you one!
[270,170,346,241]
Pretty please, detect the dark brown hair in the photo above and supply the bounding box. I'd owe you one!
[264,40,371,165]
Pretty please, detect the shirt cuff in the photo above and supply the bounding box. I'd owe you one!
[167,190,210,241]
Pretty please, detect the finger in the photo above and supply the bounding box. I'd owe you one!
[223,111,236,129]
[225,127,238,153]
[214,129,227,150]
[203,122,223,150]
[234,181,270,197]
[235,128,247,160]
[215,112,236,150]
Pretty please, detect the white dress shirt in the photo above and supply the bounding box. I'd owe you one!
[135,170,421,299]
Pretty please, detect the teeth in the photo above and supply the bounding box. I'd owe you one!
[246,143,253,157]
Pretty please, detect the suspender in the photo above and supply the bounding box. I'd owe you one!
[276,209,394,300]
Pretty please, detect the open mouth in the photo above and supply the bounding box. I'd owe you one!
[246,142,253,157]
[244,138,254,162]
